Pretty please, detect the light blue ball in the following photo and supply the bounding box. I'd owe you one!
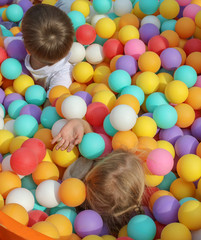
[93,0,112,13]
[157,15,167,25]
[139,0,159,14]
[6,4,24,22]
[127,214,156,240]
[1,28,14,37]
[30,189,47,212]
[174,65,197,88]
[153,104,178,129]
[0,8,6,17]
[14,114,38,137]
[103,114,118,137]
[94,35,108,46]
[179,197,198,205]
[50,202,75,215]
[121,85,145,105]
[67,11,86,30]
[78,132,105,159]
[21,175,37,190]
[8,99,27,119]
[40,106,62,129]
[146,92,169,113]
[0,104,6,118]
[157,171,177,191]
[56,208,77,228]
[1,58,22,80]
[25,85,47,106]
[161,19,176,32]
[108,12,118,20]
[108,69,131,93]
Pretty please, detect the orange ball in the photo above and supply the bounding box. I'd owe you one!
[59,178,86,207]
[175,103,195,128]
[186,52,201,74]
[119,13,140,29]
[174,47,186,66]
[138,136,158,151]
[160,30,180,47]
[196,142,201,158]
[32,221,60,239]
[1,203,29,225]
[10,26,21,36]
[69,82,87,94]
[0,171,21,198]
[138,51,161,73]
[149,190,174,210]
[55,93,71,118]
[91,83,110,96]
[34,128,53,150]
[132,71,142,85]
[48,85,70,105]
[115,94,140,114]
[32,161,59,185]
[110,55,123,72]
[66,234,81,240]
[175,17,196,39]
[85,83,99,95]
[185,87,201,110]
[112,131,138,150]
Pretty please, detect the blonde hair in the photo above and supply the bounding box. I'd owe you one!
[84,149,145,234]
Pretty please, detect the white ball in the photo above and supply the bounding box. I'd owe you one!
[91,14,108,27]
[6,188,35,212]
[35,180,61,208]
[0,107,4,118]
[61,95,87,120]
[0,117,4,130]
[69,42,86,64]
[110,104,138,131]
[2,154,12,172]
[86,44,104,65]
[51,119,68,138]
[113,0,132,16]
[192,228,201,240]
[4,119,16,136]
[141,15,161,29]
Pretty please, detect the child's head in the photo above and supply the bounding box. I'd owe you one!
[84,149,145,234]
[21,4,74,64]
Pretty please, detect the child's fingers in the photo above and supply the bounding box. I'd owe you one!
[67,142,75,152]
[60,140,70,151]
[55,139,66,150]
[51,133,62,144]
[75,134,83,145]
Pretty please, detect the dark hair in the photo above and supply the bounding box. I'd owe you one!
[21,4,74,64]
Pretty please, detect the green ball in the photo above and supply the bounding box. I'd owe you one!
[1,58,22,80]
[103,114,118,137]
[25,85,47,106]
[93,0,112,14]
[8,99,28,119]
[6,4,24,22]
[174,65,197,88]
[40,106,62,129]
[139,0,159,14]
[21,175,37,190]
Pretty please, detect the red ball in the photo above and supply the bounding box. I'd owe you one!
[148,36,169,55]
[21,138,46,163]
[28,210,48,227]
[76,24,96,45]
[10,147,38,175]
[183,38,201,55]
[85,102,110,127]
[117,237,134,240]
[0,47,8,65]
[103,39,124,59]
[93,125,107,135]
[154,221,165,239]
[99,133,112,157]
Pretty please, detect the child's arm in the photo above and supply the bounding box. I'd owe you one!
[51,118,93,152]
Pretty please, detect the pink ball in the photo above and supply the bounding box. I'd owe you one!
[176,0,191,6]
[28,210,48,227]
[194,75,201,87]
[183,4,201,20]
[146,148,174,176]
[99,134,112,157]
[124,39,146,60]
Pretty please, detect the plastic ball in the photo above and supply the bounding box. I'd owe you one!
[113,0,133,17]
[112,130,138,150]
[191,117,201,141]
[71,0,90,17]
[76,24,96,45]
[124,39,146,60]
[3,93,24,112]
[48,85,70,105]
[73,62,94,83]
[139,23,160,45]
[28,210,48,227]
[6,39,26,61]
[103,114,118,137]
[175,17,196,39]
[93,0,112,14]
[9,136,29,154]
[160,48,182,71]
[175,135,199,157]
[13,74,34,96]
[139,0,159,14]
[20,104,42,124]
[195,10,201,28]
[148,35,169,55]
[160,30,180,48]
[95,17,116,39]
[175,103,195,128]
[51,119,68,138]
[8,99,27,119]
[159,0,180,19]
[118,25,139,45]
[92,90,116,111]
[86,44,104,65]
[119,13,139,29]
[127,215,156,240]
[103,39,124,59]
[186,87,201,110]
[120,85,145,106]
[69,42,85,64]
[6,4,23,22]
[186,52,201,75]
[40,106,61,129]
[115,94,140,114]
[56,208,77,227]
[157,140,175,158]
[34,128,53,150]
[0,129,14,155]
[1,58,22,80]
[183,3,201,20]
[138,51,161,73]
[25,85,47,106]
[32,221,59,239]
[67,10,86,30]
[116,55,138,76]
[0,47,8,66]
[146,92,168,113]
[174,65,197,88]
[158,171,177,191]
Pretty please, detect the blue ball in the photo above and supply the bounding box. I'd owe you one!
[21,175,37,190]
[1,28,14,37]
[40,106,62,129]
[103,114,118,137]
[120,85,145,106]
[157,14,167,25]
[25,85,47,106]
[108,69,131,93]
[1,58,22,80]
[6,4,24,22]
[108,12,118,20]
[56,208,77,228]
[174,65,197,88]
[146,92,169,113]
[93,0,112,14]
[50,202,75,215]
[14,114,38,137]
[157,171,177,191]
[139,0,159,14]
[78,132,105,159]
[127,214,156,240]
[67,11,86,30]
[153,104,178,129]
[161,19,177,32]
[179,197,198,205]
[8,99,27,119]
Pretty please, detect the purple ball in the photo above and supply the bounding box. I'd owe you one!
[182,128,191,136]
[99,222,109,236]
[160,48,182,71]
[0,153,3,163]
[159,126,183,145]
[74,210,103,238]
[20,104,42,123]
[21,61,30,75]
[74,91,92,106]
[152,195,180,225]
[139,23,160,45]
[0,0,8,6]
[143,206,154,220]
[7,40,27,61]
[177,5,185,18]
[18,0,33,12]
[3,93,24,112]
[175,135,199,157]
[116,55,138,76]
[191,117,201,141]
[0,88,5,104]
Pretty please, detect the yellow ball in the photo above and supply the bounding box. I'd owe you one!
[85,83,99,95]
[157,140,175,158]
[4,86,15,95]
[82,236,103,240]
[170,178,196,200]
[161,222,192,240]
[13,75,34,96]
[165,80,189,104]
[42,149,53,162]
[52,145,79,167]
[95,17,116,39]
[118,25,140,45]
[157,72,173,93]
[42,0,57,5]
[2,9,8,21]
[144,163,164,187]
[195,10,201,28]
[93,66,111,84]
[159,0,180,19]
[133,2,147,19]
[138,51,161,73]
[32,221,60,239]
[72,62,94,83]
[136,71,159,94]
[69,82,87,94]
[177,154,201,182]
[102,235,116,240]
[71,0,90,17]
[0,130,14,154]
[118,225,128,238]
[92,90,116,111]
[9,136,29,154]
[0,193,4,209]
[91,83,110,97]
[192,0,201,7]
[178,200,201,230]
[132,116,157,138]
